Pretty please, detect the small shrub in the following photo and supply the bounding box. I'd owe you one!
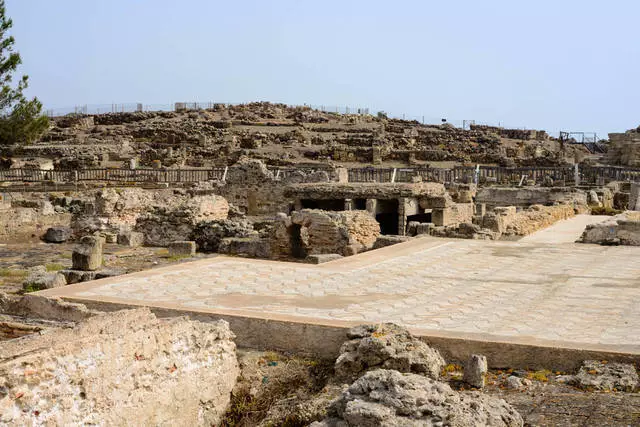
[591,206,622,216]
[527,369,552,382]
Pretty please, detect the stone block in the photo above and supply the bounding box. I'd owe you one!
[23,268,66,291]
[463,354,488,389]
[305,254,344,264]
[72,236,103,271]
[118,231,145,247]
[43,226,72,243]
[218,237,271,258]
[372,235,411,249]
[168,241,196,257]
[61,269,97,284]
[415,223,432,235]
[432,208,450,226]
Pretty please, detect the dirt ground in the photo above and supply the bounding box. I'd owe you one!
[0,242,217,295]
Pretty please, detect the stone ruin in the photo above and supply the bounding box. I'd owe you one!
[607,126,640,167]
[0,294,238,425]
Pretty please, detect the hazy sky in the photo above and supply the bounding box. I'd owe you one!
[6,0,639,137]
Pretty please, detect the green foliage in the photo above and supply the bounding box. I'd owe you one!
[23,282,39,293]
[0,1,49,145]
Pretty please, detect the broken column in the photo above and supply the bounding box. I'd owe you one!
[463,354,488,389]
[72,235,103,271]
[630,183,640,211]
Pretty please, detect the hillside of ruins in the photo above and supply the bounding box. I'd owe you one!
[2,0,640,423]
[1,100,640,425]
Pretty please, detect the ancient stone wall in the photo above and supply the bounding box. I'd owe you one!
[72,188,229,246]
[216,159,336,215]
[476,187,587,210]
[607,129,640,167]
[272,209,380,258]
[0,308,239,426]
[0,199,71,243]
[480,204,576,238]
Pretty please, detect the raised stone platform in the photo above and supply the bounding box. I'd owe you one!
[38,215,640,370]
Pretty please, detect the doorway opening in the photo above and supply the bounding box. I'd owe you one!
[375,199,399,235]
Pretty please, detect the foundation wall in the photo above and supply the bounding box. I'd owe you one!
[66,299,640,373]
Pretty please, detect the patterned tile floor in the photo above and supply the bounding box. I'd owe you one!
[40,215,640,352]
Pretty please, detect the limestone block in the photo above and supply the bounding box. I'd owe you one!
[305,254,344,264]
[432,208,451,226]
[72,236,103,271]
[118,231,145,247]
[464,354,488,389]
[168,240,197,257]
[0,308,239,426]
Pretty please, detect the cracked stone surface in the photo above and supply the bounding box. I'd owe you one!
[38,215,640,352]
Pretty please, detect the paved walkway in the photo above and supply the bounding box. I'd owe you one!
[39,215,640,353]
[519,214,609,243]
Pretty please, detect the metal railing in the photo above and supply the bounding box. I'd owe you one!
[2,165,639,186]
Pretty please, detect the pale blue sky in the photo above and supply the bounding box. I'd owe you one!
[6,0,639,137]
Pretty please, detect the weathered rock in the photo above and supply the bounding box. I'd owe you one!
[71,236,103,271]
[372,235,411,249]
[578,211,640,246]
[168,240,196,257]
[0,308,239,425]
[94,268,125,280]
[571,360,639,392]
[43,226,72,243]
[464,354,488,389]
[191,218,258,252]
[312,369,523,427]
[335,323,444,382]
[217,237,270,258]
[22,266,66,291]
[60,269,97,284]
[505,375,524,389]
[117,230,145,247]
